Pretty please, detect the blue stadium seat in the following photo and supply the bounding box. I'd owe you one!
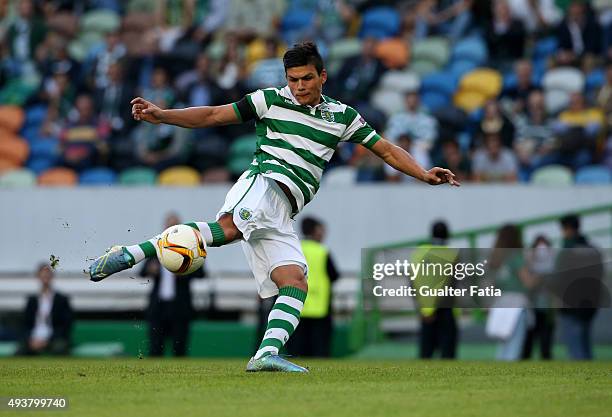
[359,7,400,39]
[27,157,56,175]
[451,36,488,65]
[533,37,558,60]
[421,91,449,112]
[23,105,48,129]
[29,138,59,159]
[575,165,612,184]
[586,69,605,92]
[447,60,477,80]
[79,167,117,185]
[420,71,457,97]
[281,8,316,44]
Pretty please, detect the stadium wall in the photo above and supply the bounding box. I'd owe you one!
[1,185,611,274]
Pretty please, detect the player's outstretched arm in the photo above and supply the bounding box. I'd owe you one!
[130,97,240,128]
[370,138,461,186]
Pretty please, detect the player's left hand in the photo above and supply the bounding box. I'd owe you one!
[424,167,461,187]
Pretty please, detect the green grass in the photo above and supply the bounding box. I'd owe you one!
[1,358,611,417]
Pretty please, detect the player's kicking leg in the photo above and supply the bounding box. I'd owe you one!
[246,264,309,373]
[88,214,240,281]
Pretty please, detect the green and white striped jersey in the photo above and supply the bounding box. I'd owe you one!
[232,86,381,213]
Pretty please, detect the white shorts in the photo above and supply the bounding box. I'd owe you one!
[217,172,307,298]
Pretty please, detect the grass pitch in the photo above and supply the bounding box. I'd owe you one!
[1,358,611,417]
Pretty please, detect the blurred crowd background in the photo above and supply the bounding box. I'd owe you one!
[1,0,612,187]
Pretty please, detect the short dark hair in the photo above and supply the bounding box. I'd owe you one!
[431,221,449,240]
[283,42,324,74]
[301,216,323,236]
[560,214,580,231]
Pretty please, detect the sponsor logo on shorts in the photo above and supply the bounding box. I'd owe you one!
[239,207,253,221]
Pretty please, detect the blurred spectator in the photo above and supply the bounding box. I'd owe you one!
[60,93,109,172]
[286,216,339,358]
[89,30,127,91]
[522,235,555,360]
[248,36,286,89]
[385,91,438,153]
[506,0,561,34]
[41,68,76,135]
[225,0,287,40]
[331,37,384,106]
[6,0,46,66]
[0,0,15,41]
[485,0,526,70]
[141,67,175,110]
[414,221,459,359]
[487,224,537,361]
[556,214,602,360]
[556,1,603,67]
[96,61,136,137]
[477,100,515,148]
[16,264,73,356]
[385,133,432,182]
[472,132,519,182]
[140,213,206,357]
[502,59,538,113]
[193,0,229,45]
[414,0,473,41]
[434,138,471,182]
[596,61,612,132]
[513,90,556,178]
[175,52,216,107]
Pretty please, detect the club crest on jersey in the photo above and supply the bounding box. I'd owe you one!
[238,207,252,221]
[321,106,335,123]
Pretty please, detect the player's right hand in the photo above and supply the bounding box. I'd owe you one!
[131,97,164,124]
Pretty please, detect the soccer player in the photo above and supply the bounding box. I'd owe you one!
[89,42,460,372]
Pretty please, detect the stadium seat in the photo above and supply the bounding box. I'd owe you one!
[532,37,558,60]
[81,9,121,33]
[327,37,362,76]
[359,7,400,39]
[29,137,59,159]
[79,167,118,186]
[228,135,257,176]
[370,88,405,117]
[0,127,20,143]
[24,105,48,128]
[38,167,78,186]
[530,165,573,186]
[420,71,458,97]
[158,166,200,186]
[451,36,488,65]
[0,106,25,133]
[453,90,487,113]
[542,67,585,92]
[379,70,420,93]
[421,91,449,112]
[0,168,36,187]
[459,69,503,98]
[374,38,410,69]
[0,137,29,165]
[281,8,315,44]
[447,59,478,80]
[409,59,440,77]
[322,166,356,185]
[575,165,612,184]
[585,69,605,92]
[119,167,157,185]
[544,89,570,115]
[411,37,450,69]
[27,157,57,175]
[0,158,19,174]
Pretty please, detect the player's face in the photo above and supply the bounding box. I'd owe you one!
[286,65,327,107]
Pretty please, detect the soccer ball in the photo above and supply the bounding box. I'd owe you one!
[156,224,207,275]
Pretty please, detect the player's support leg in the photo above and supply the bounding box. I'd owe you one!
[89,214,240,281]
[247,265,309,372]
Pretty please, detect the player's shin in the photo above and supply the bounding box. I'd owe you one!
[254,286,307,359]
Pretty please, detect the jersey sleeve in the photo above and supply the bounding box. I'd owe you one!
[232,89,275,122]
[340,106,382,149]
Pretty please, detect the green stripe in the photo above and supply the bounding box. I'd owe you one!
[184,222,199,230]
[207,222,225,246]
[262,89,278,108]
[279,286,308,302]
[231,103,242,123]
[267,319,295,334]
[258,160,313,204]
[259,338,284,350]
[363,133,382,149]
[260,152,319,191]
[272,302,302,319]
[259,136,326,169]
[264,118,339,149]
[138,241,157,258]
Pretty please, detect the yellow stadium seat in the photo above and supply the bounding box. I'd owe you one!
[0,106,25,133]
[459,68,503,99]
[0,137,29,165]
[38,167,78,186]
[453,89,488,113]
[158,166,200,186]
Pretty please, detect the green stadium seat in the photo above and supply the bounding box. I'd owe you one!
[119,167,157,185]
[409,59,441,77]
[411,37,450,68]
[81,9,121,33]
[0,168,36,187]
[327,38,362,76]
[531,165,574,186]
[0,342,17,356]
[228,135,257,176]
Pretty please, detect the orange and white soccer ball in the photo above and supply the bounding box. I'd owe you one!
[157,224,207,275]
